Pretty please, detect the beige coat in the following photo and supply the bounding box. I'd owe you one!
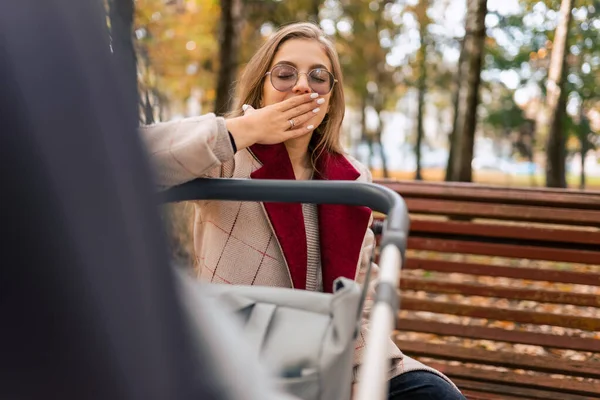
[140,113,456,386]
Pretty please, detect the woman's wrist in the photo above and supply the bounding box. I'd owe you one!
[225,116,255,151]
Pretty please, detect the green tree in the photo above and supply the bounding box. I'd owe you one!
[134,0,220,119]
[569,0,600,188]
[481,0,599,188]
[327,0,402,177]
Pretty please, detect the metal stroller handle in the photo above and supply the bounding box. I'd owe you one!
[160,177,409,400]
[160,178,409,253]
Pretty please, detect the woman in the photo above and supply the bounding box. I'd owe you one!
[141,22,464,400]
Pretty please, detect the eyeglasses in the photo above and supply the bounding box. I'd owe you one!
[265,64,337,95]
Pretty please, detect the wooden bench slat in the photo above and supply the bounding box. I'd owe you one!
[460,389,533,400]
[401,277,600,307]
[401,297,600,331]
[404,198,600,226]
[396,318,600,352]
[450,378,596,400]
[425,362,600,397]
[405,258,600,287]
[410,219,600,246]
[379,180,600,208]
[408,236,600,264]
[396,340,600,379]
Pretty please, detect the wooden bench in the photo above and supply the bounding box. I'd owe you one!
[372,180,600,400]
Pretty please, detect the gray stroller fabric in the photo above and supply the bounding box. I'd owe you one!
[198,278,362,400]
[176,271,303,400]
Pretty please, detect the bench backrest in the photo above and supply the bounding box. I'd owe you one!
[373,180,600,398]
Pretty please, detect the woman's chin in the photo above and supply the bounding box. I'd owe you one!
[297,129,316,138]
[283,129,314,145]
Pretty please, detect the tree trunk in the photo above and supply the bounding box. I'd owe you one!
[528,147,537,187]
[214,0,243,115]
[415,90,424,180]
[447,0,487,182]
[108,0,138,127]
[143,89,154,124]
[580,144,586,190]
[528,134,537,187]
[375,111,389,178]
[359,95,373,169]
[518,120,538,187]
[309,0,320,24]
[136,45,161,124]
[578,108,589,190]
[539,0,573,188]
[546,83,568,187]
[366,139,375,174]
[414,2,428,181]
[445,39,464,181]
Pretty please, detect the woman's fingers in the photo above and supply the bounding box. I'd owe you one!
[285,126,313,139]
[276,93,320,113]
[242,104,256,115]
[285,117,318,139]
[283,100,322,122]
[286,107,319,130]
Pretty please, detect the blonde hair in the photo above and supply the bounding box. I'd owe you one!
[227,22,345,168]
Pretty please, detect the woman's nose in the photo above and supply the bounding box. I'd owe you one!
[292,73,312,94]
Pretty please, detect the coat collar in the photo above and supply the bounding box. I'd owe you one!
[249,142,372,293]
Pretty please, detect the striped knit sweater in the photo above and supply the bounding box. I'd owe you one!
[302,203,323,292]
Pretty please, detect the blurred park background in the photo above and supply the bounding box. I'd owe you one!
[105,0,599,262]
[108,0,600,190]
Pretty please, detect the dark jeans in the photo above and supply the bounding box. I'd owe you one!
[388,371,466,400]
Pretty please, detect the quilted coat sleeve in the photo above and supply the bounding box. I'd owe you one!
[139,113,235,189]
